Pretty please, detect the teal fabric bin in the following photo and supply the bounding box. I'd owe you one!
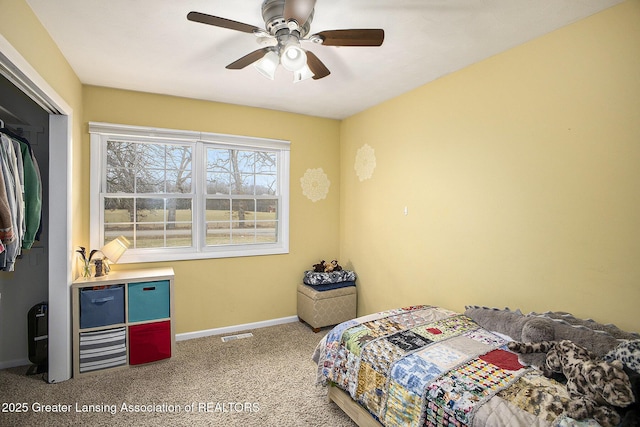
[128,280,170,322]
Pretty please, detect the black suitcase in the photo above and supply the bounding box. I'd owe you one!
[26,302,48,375]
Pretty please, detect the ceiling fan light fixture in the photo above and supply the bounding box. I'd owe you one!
[253,50,280,80]
[188,4,385,83]
[280,43,307,72]
[293,64,314,83]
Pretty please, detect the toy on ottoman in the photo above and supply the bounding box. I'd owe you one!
[297,261,356,332]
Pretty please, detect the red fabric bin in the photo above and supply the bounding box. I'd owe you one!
[128,321,171,365]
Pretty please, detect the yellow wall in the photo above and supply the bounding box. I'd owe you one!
[340,1,640,333]
[82,87,341,333]
[4,0,639,337]
[0,0,84,246]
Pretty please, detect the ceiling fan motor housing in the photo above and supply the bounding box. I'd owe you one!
[262,0,313,37]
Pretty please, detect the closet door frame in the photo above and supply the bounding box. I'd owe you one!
[0,35,73,383]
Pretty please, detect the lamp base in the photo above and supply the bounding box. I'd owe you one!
[94,259,105,277]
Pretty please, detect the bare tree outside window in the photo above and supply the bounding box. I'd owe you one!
[205,147,278,246]
[104,140,193,248]
[91,123,289,262]
[103,140,278,249]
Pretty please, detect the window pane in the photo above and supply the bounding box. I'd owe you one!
[256,199,277,219]
[256,220,277,243]
[206,199,230,220]
[239,174,255,195]
[166,145,192,171]
[138,143,166,169]
[166,145,192,193]
[166,222,192,248]
[255,152,277,174]
[106,141,192,195]
[136,198,166,222]
[207,148,230,172]
[104,198,133,223]
[167,170,192,193]
[205,199,230,246]
[232,221,255,244]
[206,148,278,197]
[236,151,255,173]
[107,141,138,169]
[136,169,164,193]
[106,167,136,193]
[170,198,193,221]
[104,198,191,249]
[207,172,231,195]
[206,223,231,246]
[255,174,276,195]
[135,223,165,248]
[232,199,255,228]
[104,224,134,243]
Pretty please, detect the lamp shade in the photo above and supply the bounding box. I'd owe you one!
[254,51,279,80]
[280,43,307,72]
[101,236,130,264]
[293,64,314,83]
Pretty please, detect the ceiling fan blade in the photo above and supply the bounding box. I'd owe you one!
[313,29,385,47]
[284,0,316,27]
[187,11,261,34]
[226,48,271,70]
[306,51,330,80]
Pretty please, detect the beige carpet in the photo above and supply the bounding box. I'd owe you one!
[0,321,356,427]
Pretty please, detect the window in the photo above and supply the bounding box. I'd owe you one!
[90,122,290,263]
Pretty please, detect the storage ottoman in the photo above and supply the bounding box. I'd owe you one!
[297,283,356,333]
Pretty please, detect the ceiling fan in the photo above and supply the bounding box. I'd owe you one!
[187,0,385,82]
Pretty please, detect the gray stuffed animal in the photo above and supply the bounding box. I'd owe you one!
[464,306,622,369]
[464,306,553,367]
[531,311,640,341]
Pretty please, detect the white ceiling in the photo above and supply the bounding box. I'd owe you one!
[26,0,622,120]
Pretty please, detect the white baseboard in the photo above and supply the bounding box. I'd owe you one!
[0,358,30,370]
[175,315,299,342]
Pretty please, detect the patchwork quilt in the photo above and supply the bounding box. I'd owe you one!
[315,305,601,427]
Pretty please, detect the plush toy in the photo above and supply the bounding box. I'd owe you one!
[464,306,554,367]
[312,260,326,273]
[464,306,622,369]
[311,259,343,273]
[531,311,640,341]
[508,340,635,427]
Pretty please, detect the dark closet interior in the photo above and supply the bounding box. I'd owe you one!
[0,72,49,369]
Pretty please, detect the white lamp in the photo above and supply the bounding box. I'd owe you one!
[293,64,314,83]
[254,51,280,80]
[280,42,307,72]
[99,235,130,275]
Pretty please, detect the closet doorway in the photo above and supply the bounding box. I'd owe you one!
[0,72,49,372]
[0,36,72,383]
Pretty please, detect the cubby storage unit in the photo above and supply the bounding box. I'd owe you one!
[72,267,175,377]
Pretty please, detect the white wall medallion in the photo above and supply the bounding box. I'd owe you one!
[354,144,376,181]
[300,168,330,202]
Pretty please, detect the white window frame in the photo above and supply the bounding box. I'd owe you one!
[89,122,290,263]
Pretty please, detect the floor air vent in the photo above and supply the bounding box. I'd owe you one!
[221,332,253,342]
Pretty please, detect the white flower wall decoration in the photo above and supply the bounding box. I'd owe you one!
[300,168,330,202]
[354,144,376,181]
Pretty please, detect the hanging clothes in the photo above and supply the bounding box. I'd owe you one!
[0,154,13,242]
[0,127,42,271]
[19,140,42,249]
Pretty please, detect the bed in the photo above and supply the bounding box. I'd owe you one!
[313,304,639,427]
